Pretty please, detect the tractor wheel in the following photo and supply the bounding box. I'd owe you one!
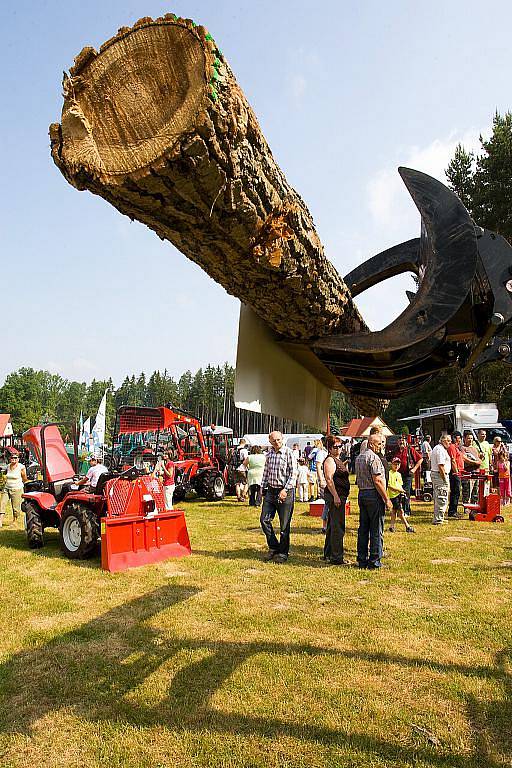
[204,472,225,501]
[494,515,505,523]
[173,486,186,503]
[422,492,433,503]
[23,501,44,549]
[60,503,99,560]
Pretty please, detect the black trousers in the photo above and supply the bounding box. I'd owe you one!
[448,474,461,516]
[260,488,294,557]
[323,493,347,563]
[249,484,262,506]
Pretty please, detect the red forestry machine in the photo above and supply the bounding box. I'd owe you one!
[20,406,198,571]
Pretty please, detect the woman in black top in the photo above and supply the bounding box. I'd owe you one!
[323,435,350,564]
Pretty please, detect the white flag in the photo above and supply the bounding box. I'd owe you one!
[82,417,91,452]
[92,391,107,448]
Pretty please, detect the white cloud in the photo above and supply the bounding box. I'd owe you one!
[289,74,307,106]
[367,128,483,238]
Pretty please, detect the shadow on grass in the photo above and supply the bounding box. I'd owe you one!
[0,585,509,767]
[193,545,330,568]
[0,529,101,569]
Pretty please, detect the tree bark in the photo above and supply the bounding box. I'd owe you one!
[49,13,366,342]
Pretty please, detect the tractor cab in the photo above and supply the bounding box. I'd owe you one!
[202,425,234,472]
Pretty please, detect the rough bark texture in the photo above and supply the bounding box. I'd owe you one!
[49,14,384,414]
[49,13,365,342]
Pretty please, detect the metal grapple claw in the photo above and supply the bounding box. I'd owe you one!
[308,167,512,398]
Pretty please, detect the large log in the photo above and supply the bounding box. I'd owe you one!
[49,13,366,342]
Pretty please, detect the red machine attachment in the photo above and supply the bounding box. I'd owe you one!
[100,475,190,572]
[461,471,504,522]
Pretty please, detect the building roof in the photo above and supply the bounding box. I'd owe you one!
[0,414,11,437]
[342,416,392,438]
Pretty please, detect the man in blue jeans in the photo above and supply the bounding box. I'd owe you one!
[355,434,393,569]
[260,431,297,563]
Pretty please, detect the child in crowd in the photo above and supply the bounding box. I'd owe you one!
[388,456,415,533]
[307,466,318,501]
[296,458,309,502]
[497,446,511,506]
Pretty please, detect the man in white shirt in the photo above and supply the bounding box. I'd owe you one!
[430,434,452,525]
[77,455,108,492]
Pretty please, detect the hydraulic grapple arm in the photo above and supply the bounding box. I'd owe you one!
[301,168,512,399]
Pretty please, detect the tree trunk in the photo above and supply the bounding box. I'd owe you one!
[49,13,365,342]
[49,14,387,415]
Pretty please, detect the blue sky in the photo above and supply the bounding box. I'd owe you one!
[2,0,511,386]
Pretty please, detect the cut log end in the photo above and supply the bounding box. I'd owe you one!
[58,19,214,183]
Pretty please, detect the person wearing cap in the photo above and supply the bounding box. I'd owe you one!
[0,448,27,526]
[76,455,108,492]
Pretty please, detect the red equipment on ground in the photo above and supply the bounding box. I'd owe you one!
[116,406,225,502]
[461,471,504,522]
[21,417,191,571]
[309,499,350,516]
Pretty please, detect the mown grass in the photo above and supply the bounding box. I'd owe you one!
[0,484,510,768]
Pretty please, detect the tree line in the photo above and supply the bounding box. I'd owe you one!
[0,366,359,439]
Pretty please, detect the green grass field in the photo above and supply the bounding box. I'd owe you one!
[0,486,510,768]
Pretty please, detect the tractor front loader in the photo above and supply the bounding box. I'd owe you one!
[115,405,226,502]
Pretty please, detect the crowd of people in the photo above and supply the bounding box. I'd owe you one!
[242,426,510,569]
[424,428,511,521]
[1,427,509,566]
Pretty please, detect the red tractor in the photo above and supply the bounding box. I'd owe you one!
[21,412,191,571]
[122,405,227,502]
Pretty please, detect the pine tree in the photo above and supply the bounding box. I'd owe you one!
[472,111,512,239]
[446,111,512,240]
[446,144,475,211]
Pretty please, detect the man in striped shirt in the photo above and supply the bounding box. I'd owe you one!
[260,431,297,563]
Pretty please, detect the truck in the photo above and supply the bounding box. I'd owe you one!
[400,403,512,455]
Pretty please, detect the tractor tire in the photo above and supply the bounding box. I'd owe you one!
[173,486,186,503]
[203,472,225,501]
[60,503,99,560]
[23,501,44,549]
[422,492,433,503]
